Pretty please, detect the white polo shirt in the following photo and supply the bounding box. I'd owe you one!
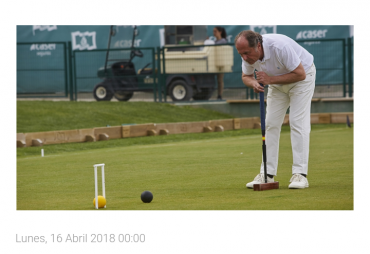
[242,34,314,76]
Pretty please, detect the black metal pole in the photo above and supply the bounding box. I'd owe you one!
[104,25,113,73]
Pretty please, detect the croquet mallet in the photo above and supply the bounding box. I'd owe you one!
[253,83,279,191]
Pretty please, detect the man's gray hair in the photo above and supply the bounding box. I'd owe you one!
[234,30,263,48]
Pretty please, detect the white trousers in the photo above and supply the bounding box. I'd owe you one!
[260,64,316,176]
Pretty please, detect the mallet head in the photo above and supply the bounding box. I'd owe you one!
[253,182,279,191]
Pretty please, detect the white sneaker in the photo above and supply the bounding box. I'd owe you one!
[288,174,309,189]
[246,173,274,188]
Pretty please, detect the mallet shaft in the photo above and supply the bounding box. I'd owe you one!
[259,84,267,183]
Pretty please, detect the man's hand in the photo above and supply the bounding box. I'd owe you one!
[252,82,264,93]
[255,63,307,85]
[256,71,271,85]
[242,73,264,93]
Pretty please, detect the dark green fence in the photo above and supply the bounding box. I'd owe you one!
[297,38,350,98]
[347,37,353,97]
[16,38,354,101]
[17,42,69,98]
[72,47,157,101]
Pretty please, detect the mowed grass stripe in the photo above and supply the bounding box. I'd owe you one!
[17,126,353,210]
[17,101,233,133]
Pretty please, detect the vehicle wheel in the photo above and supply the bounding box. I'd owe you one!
[192,88,215,100]
[93,83,113,101]
[168,80,193,102]
[114,91,134,101]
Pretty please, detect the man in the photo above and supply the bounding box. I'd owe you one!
[234,30,316,189]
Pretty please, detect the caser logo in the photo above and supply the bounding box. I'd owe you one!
[30,44,56,51]
[296,29,328,40]
[71,31,97,50]
[114,39,142,48]
[29,44,56,57]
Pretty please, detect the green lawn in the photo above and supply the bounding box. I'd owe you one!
[17,124,353,210]
[17,101,233,133]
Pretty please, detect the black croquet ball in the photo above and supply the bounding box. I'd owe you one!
[141,191,153,203]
